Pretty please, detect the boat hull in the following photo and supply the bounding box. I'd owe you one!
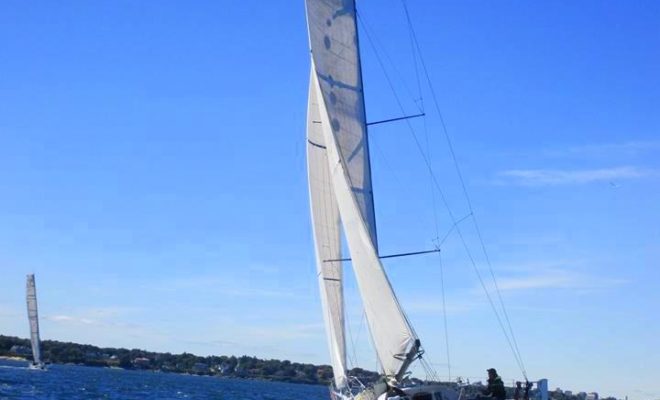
[27,363,46,371]
[332,384,458,400]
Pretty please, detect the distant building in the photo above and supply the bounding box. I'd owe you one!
[160,363,176,372]
[564,391,573,396]
[9,345,31,357]
[193,362,209,374]
[85,351,101,360]
[218,363,234,375]
[133,357,150,368]
[586,393,599,400]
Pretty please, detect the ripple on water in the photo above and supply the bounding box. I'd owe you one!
[0,359,328,399]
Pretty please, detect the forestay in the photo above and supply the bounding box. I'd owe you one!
[305,0,419,381]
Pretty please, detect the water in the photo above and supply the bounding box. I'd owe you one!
[0,359,328,400]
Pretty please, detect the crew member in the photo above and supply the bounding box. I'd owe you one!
[482,368,506,400]
[514,381,522,400]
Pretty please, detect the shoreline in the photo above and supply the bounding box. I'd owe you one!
[0,355,26,361]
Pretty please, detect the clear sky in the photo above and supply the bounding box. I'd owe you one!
[1,1,658,399]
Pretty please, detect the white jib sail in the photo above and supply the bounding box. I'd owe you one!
[305,0,419,379]
[308,69,348,390]
[26,274,42,366]
[311,67,417,380]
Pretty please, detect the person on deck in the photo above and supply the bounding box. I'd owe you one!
[482,368,506,400]
[523,381,533,400]
[514,381,522,400]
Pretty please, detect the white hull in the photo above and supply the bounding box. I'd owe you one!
[331,383,458,400]
[28,362,46,371]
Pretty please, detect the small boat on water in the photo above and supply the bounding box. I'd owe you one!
[26,274,46,371]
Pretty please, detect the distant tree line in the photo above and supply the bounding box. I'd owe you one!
[0,335,379,385]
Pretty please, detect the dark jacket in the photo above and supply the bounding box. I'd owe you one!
[483,376,506,400]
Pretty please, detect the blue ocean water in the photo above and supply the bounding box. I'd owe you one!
[0,359,328,400]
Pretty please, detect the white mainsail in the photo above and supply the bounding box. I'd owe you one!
[305,0,419,382]
[305,0,377,248]
[26,274,43,367]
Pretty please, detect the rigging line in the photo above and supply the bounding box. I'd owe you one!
[438,252,452,382]
[399,3,527,374]
[354,310,366,365]
[421,359,440,382]
[359,11,441,355]
[422,357,440,382]
[400,0,527,377]
[358,15,527,378]
[436,212,473,249]
[416,348,433,380]
[413,21,449,375]
[360,3,525,377]
[399,0,436,252]
[361,308,384,376]
[344,311,367,378]
[406,0,424,113]
[423,101,438,244]
[360,8,527,377]
[419,358,437,383]
[423,88,450,380]
[370,130,404,188]
[443,170,527,377]
[356,11,423,115]
[425,130,440,242]
[400,0,528,377]
[345,303,359,369]
[356,13,439,354]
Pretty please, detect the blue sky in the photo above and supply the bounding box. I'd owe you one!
[1,1,658,399]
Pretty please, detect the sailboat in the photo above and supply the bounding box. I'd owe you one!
[305,1,458,399]
[26,274,46,370]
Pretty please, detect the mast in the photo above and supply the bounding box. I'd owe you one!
[353,1,378,255]
[305,0,420,382]
[26,274,42,366]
